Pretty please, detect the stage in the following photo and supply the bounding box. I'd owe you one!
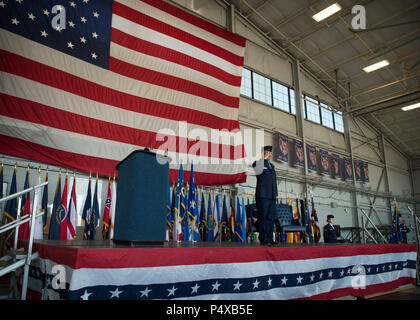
[23,240,417,300]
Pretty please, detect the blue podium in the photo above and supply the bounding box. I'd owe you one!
[113,149,170,245]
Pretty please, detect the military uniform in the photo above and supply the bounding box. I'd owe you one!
[323,215,337,243]
[252,147,278,244]
[400,222,410,244]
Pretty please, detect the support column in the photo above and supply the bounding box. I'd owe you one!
[378,133,393,225]
[343,83,360,234]
[292,60,309,197]
[226,3,235,33]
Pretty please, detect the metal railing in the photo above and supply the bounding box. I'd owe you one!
[360,209,388,244]
[0,181,48,300]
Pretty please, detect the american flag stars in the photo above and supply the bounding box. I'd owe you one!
[0,0,109,67]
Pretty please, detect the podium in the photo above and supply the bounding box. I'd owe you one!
[113,149,170,245]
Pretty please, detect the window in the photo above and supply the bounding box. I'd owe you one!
[334,112,344,133]
[289,88,296,114]
[304,95,320,123]
[272,81,290,112]
[240,68,252,98]
[252,72,272,105]
[320,103,334,129]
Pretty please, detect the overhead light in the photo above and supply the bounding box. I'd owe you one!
[362,60,390,73]
[401,102,420,111]
[312,3,342,22]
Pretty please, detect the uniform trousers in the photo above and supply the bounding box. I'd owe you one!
[256,198,276,243]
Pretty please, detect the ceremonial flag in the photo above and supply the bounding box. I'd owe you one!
[229,194,235,241]
[215,193,221,239]
[165,181,172,241]
[293,197,301,243]
[82,177,92,240]
[33,169,44,240]
[102,177,112,240]
[171,183,180,241]
[390,201,403,244]
[178,164,187,241]
[235,196,243,242]
[109,176,117,239]
[191,191,200,242]
[207,191,214,242]
[276,132,289,163]
[0,0,247,186]
[310,196,321,243]
[66,176,77,240]
[306,144,317,172]
[198,191,207,241]
[90,176,101,240]
[220,194,229,242]
[58,174,69,240]
[293,139,304,167]
[48,174,61,240]
[41,171,48,232]
[301,197,313,243]
[187,163,195,241]
[19,168,31,240]
[4,166,17,248]
[241,197,247,243]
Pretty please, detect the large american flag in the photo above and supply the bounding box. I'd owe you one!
[0,0,247,185]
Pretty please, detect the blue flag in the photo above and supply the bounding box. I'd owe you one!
[221,195,229,242]
[82,178,92,240]
[177,164,188,241]
[48,174,62,240]
[199,191,207,241]
[241,197,247,243]
[207,192,214,242]
[235,196,243,242]
[187,163,195,241]
[166,181,172,233]
[192,191,200,242]
[90,177,101,240]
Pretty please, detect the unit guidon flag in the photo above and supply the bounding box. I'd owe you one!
[0,0,247,185]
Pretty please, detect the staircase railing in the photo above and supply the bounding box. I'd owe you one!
[0,181,48,299]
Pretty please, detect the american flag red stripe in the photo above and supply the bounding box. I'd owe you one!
[110,29,242,87]
[0,0,247,184]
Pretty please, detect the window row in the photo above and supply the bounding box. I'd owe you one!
[240,68,344,133]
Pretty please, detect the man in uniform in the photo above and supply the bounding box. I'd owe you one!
[252,145,278,245]
[323,215,337,243]
[399,214,411,243]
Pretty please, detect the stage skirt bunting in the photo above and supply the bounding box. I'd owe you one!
[26,243,417,300]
